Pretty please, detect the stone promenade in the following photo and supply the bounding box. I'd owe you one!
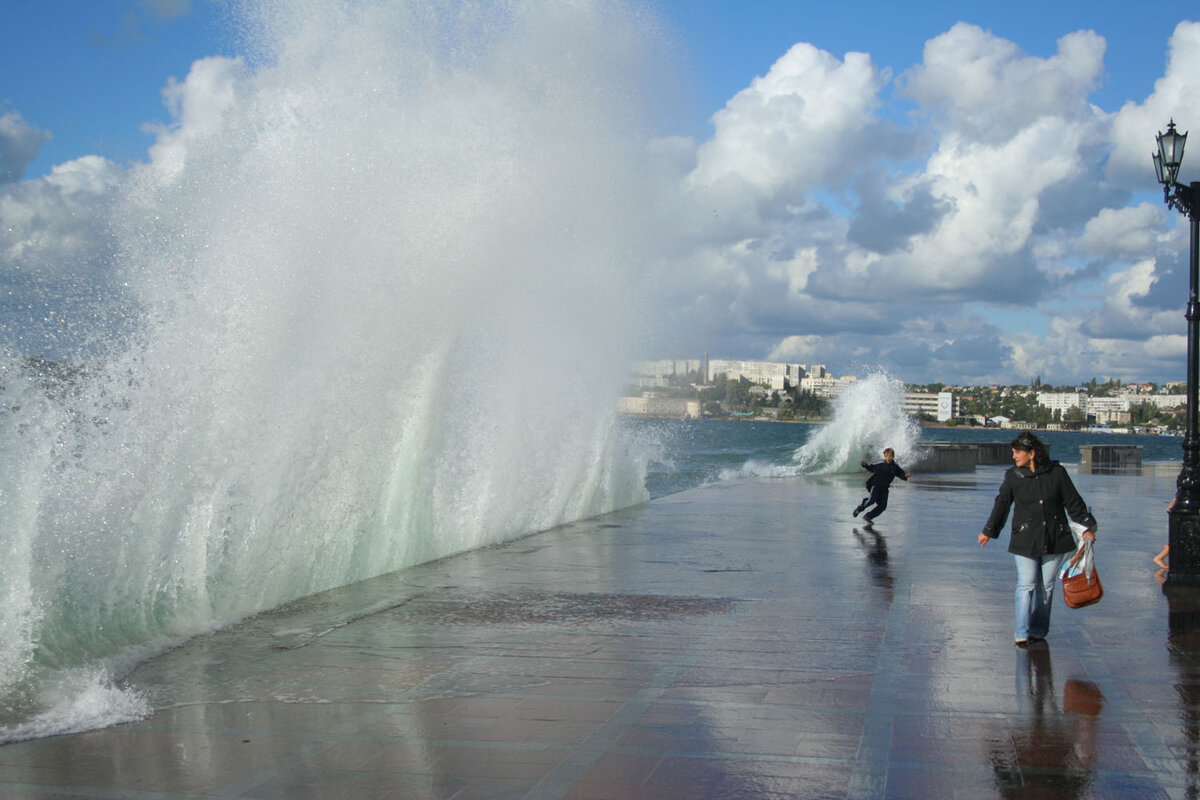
[0,467,1194,799]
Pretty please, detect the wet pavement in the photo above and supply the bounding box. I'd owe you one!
[0,466,1196,799]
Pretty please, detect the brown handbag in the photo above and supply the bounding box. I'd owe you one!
[1061,541,1103,608]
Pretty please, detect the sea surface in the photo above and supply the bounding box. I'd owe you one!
[630,416,1184,500]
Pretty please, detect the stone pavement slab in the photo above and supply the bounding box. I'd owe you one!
[0,467,1195,799]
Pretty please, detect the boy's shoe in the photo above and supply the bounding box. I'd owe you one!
[852,507,861,517]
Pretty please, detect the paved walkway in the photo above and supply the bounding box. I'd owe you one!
[0,466,1195,799]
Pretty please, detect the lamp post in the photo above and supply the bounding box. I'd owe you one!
[1156,120,1200,580]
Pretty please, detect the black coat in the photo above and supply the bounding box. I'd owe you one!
[862,459,907,492]
[982,461,1097,558]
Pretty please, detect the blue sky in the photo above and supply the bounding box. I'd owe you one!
[1,1,236,177]
[2,0,1199,385]
[659,1,1172,127]
[2,1,1177,177]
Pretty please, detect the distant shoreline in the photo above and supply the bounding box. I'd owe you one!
[619,413,1180,437]
[918,420,1180,436]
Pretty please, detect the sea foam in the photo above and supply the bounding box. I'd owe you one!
[794,372,921,474]
[0,0,660,738]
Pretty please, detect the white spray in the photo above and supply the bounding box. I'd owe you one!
[794,372,921,473]
[0,0,662,739]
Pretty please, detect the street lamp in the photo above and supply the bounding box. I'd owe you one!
[1156,120,1200,581]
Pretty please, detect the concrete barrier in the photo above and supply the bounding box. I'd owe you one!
[914,441,1150,474]
[914,443,979,472]
[975,442,1011,465]
[1079,444,1143,474]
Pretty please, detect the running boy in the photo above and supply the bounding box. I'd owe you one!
[853,448,912,523]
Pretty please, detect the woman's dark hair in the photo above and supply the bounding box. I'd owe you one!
[1011,431,1050,466]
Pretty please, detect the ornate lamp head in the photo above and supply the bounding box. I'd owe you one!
[1156,120,1188,187]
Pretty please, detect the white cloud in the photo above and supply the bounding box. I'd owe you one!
[1082,258,1179,339]
[766,246,819,295]
[1108,21,1200,180]
[0,154,127,356]
[645,18,1200,384]
[872,116,1095,294]
[6,10,1200,385]
[899,24,1104,142]
[0,155,123,274]
[687,43,884,199]
[142,56,247,184]
[0,112,51,184]
[1009,315,1185,384]
[1078,204,1168,259]
[768,334,824,363]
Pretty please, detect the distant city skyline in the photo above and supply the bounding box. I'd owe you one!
[634,353,1183,391]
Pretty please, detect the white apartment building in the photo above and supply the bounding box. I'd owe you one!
[903,392,959,422]
[799,375,858,399]
[1087,397,1131,425]
[1037,391,1086,415]
[1037,391,1127,424]
[1036,390,1185,424]
[1125,393,1186,410]
[632,357,849,394]
[706,359,807,390]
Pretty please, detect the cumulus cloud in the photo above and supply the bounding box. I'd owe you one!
[645,18,1200,384]
[1009,316,1185,384]
[1082,259,1180,339]
[687,43,886,206]
[1078,204,1168,259]
[143,56,247,184]
[846,174,949,254]
[0,112,51,184]
[899,24,1104,142]
[0,40,240,357]
[0,155,126,355]
[6,11,1200,384]
[1108,21,1200,181]
[0,59,248,355]
[0,155,123,275]
[851,116,1098,297]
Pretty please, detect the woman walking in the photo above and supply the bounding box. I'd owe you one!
[978,432,1097,647]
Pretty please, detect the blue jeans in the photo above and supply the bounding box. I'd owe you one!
[1013,553,1066,641]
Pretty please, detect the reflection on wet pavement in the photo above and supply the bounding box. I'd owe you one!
[983,643,1108,798]
[0,469,1193,798]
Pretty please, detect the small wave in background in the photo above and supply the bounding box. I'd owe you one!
[793,372,921,474]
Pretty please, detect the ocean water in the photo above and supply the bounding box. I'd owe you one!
[0,0,663,743]
[631,394,1185,500]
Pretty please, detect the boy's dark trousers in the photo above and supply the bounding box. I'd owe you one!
[855,487,890,521]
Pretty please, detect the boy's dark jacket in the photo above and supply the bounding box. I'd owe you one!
[982,460,1096,558]
[863,460,907,492]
